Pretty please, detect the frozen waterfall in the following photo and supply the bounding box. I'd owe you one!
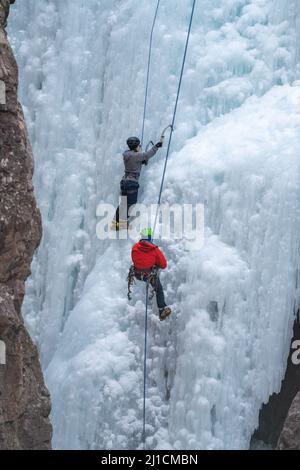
[8,0,300,449]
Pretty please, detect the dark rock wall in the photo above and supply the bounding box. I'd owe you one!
[0,0,52,450]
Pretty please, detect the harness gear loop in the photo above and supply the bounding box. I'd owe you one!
[127,265,136,301]
[127,266,159,301]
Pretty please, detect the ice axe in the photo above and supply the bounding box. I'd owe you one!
[145,140,155,152]
[160,124,173,145]
[143,125,173,164]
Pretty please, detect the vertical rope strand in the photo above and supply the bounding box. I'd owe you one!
[141,0,197,450]
[142,281,150,449]
[153,0,197,237]
[141,0,161,146]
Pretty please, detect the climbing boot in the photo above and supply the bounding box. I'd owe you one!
[159,307,172,321]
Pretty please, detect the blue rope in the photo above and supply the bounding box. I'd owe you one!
[153,0,197,236]
[141,0,161,146]
[142,280,149,449]
[141,1,161,449]
[141,0,197,448]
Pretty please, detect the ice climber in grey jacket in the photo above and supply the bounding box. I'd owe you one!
[112,136,163,230]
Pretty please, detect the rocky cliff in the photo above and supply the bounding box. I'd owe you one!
[0,0,52,449]
[277,392,300,450]
[252,321,300,449]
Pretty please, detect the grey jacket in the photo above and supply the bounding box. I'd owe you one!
[122,145,158,183]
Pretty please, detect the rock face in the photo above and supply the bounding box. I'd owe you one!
[277,392,300,450]
[0,1,14,29]
[0,0,52,449]
[251,322,300,449]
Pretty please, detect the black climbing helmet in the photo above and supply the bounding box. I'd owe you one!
[127,137,141,151]
[141,227,153,241]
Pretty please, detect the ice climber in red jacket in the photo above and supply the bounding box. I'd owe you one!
[130,228,171,321]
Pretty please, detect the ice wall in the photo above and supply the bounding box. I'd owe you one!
[8,0,300,449]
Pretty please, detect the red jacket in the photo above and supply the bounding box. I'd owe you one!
[132,240,167,271]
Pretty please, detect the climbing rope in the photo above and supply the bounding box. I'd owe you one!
[141,0,197,449]
[141,0,161,146]
[141,0,161,449]
[142,280,150,449]
[153,0,197,236]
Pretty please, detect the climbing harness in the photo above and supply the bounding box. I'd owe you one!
[127,266,158,301]
[127,266,136,301]
[139,0,197,449]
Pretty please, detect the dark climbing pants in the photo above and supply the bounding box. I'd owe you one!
[115,189,139,222]
[135,272,166,310]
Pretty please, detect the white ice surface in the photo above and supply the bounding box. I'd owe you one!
[8,0,300,449]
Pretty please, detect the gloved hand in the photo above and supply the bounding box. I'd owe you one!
[155,141,163,148]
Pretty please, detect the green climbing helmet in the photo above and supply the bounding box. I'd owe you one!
[141,227,153,241]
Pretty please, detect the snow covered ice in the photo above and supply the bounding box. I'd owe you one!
[8,0,300,449]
